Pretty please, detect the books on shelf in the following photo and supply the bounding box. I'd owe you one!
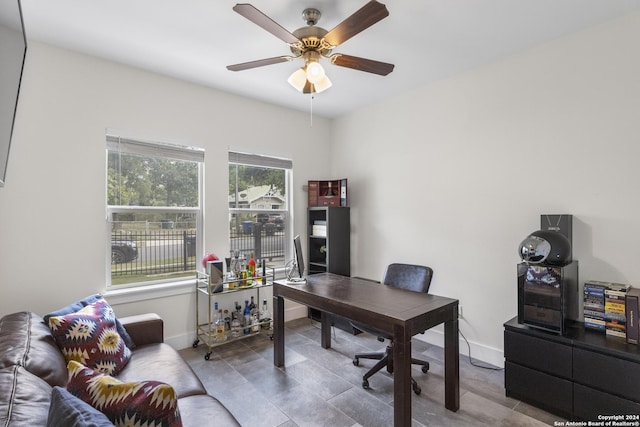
[604,283,630,338]
[584,280,640,344]
[583,281,607,331]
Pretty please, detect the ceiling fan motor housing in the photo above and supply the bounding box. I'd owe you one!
[291,26,332,57]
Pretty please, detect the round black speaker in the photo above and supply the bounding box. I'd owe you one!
[518,229,572,266]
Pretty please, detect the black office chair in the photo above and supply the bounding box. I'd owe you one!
[352,263,434,395]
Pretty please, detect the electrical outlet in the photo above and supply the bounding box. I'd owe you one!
[458,305,463,319]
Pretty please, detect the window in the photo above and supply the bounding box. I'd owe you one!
[106,132,204,288]
[228,152,293,273]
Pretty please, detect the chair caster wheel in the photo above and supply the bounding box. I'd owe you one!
[362,379,370,390]
[413,385,421,395]
[353,358,359,366]
[204,352,211,361]
[421,365,429,373]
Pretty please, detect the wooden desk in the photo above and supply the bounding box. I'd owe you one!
[273,273,460,426]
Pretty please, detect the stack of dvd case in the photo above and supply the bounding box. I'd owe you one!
[584,281,608,331]
[605,283,630,338]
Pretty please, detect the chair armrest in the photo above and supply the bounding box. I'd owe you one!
[119,313,164,346]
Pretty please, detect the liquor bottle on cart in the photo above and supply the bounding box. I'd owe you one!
[243,300,251,334]
[260,299,272,330]
[214,302,226,342]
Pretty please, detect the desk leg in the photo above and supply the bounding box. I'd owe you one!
[320,311,331,349]
[444,306,460,411]
[393,324,411,426]
[273,295,285,367]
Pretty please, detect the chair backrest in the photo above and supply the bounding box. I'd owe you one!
[382,263,433,293]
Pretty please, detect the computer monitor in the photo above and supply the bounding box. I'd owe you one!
[293,234,305,278]
[286,235,306,283]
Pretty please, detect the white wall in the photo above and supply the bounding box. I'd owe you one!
[332,12,640,365]
[0,41,331,346]
[2,12,639,366]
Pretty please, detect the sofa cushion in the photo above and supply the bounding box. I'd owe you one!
[117,343,206,399]
[0,312,68,387]
[67,361,182,427]
[47,386,114,427]
[0,366,53,426]
[48,299,131,376]
[44,294,135,349]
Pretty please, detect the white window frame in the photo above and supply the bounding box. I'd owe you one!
[228,151,294,275]
[106,131,204,291]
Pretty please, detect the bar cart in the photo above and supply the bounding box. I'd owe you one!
[193,268,274,360]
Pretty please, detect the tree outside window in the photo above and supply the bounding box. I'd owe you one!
[107,134,204,287]
[228,152,292,273]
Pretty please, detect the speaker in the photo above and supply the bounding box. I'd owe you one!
[517,261,578,335]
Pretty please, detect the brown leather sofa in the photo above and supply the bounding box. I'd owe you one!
[0,311,240,426]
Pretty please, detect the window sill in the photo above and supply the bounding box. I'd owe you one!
[104,279,194,306]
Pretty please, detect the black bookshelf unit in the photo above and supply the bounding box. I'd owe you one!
[307,206,350,275]
[504,316,640,420]
[307,207,356,333]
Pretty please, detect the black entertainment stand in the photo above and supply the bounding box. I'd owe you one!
[504,316,640,420]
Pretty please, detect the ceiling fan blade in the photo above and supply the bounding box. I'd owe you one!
[323,0,389,47]
[330,54,394,76]
[232,4,300,45]
[227,56,292,71]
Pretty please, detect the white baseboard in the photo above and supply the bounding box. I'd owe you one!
[166,332,195,351]
[284,304,308,322]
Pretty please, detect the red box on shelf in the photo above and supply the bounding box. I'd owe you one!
[308,179,347,207]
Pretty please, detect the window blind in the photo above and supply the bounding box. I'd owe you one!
[228,151,292,170]
[106,133,204,163]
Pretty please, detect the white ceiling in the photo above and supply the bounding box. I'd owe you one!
[19,0,640,118]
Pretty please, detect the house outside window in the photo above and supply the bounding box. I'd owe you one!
[106,132,204,288]
[228,152,292,273]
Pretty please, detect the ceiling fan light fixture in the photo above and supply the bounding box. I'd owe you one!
[287,67,307,92]
[313,75,332,93]
[305,61,326,84]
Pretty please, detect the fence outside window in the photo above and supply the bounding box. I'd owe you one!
[111,221,285,284]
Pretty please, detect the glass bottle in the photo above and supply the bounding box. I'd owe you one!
[230,314,241,338]
[247,252,256,282]
[243,300,251,334]
[230,301,242,337]
[223,309,231,331]
[251,313,260,333]
[249,296,257,316]
[214,303,226,343]
[260,298,272,330]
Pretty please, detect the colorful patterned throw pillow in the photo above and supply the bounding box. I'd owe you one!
[67,361,182,427]
[44,293,135,349]
[48,299,131,375]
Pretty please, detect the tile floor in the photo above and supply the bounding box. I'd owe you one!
[179,318,560,426]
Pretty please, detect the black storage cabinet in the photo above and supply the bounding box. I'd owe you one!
[504,317,640,420]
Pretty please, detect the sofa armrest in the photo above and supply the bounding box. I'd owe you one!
[119,313,164,346]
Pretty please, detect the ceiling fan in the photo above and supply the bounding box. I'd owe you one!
[226,1,395,94]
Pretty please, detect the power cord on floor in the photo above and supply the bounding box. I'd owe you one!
[459,329,503,371]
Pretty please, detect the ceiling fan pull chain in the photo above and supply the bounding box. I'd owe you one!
[310,94,314,127]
